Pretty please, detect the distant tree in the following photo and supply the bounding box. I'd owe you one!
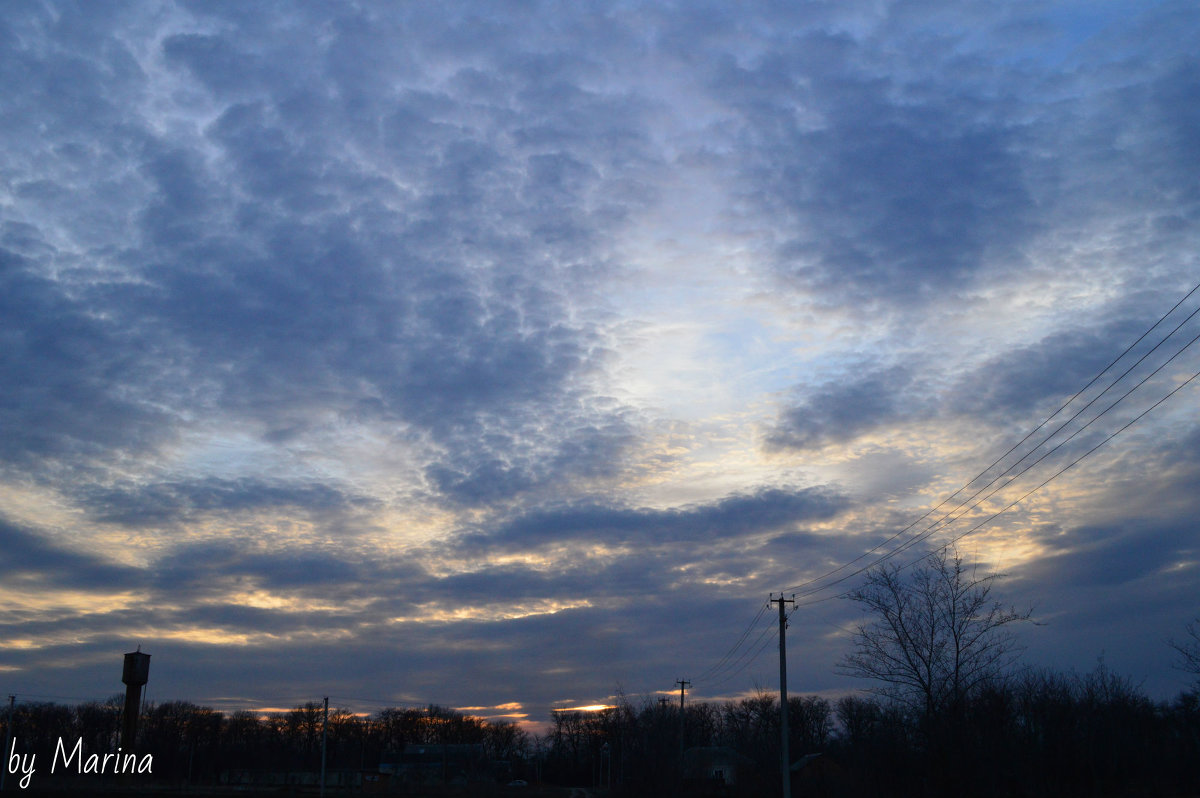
[834,694,882,748]
[481,717,530,761]
[1170,618,1200,686]
[75,695,123,755]
[141,700,223,780]
[837,547,1033,724]
[788,695,832,753]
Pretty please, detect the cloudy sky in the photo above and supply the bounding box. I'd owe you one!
[3,0,1199,728]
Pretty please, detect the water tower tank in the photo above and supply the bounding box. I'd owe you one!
[122,650,151,686]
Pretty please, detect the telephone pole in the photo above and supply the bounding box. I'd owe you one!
[2,695,14,792]
[320,696,329,798]
[771,594,795,798]
[676,678,690,792]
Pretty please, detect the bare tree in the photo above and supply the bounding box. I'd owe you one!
[1170,618,1200,685]
[837,547,1032,721]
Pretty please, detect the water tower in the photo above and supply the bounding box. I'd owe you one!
[120,649,150,750]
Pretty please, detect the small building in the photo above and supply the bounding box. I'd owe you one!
[683,746,757,791]
[792,752,845,797]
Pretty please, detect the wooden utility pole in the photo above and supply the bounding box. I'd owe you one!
[772,594,795,798]
[321,696,329,798]
[676,678,690,792]
[1,695,14,792]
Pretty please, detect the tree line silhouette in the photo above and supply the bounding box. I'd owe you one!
[543,667,1200,798]
[3,665,1197,796]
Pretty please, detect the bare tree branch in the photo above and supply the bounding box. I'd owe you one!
[1170,618,1200,686]
[836,547,1033,721]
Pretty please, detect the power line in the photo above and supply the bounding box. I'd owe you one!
[697,615,779,690]
[782,281,1200,599]
[936,363,1200,557]
[697,602,804,692]
[695,600,770,682]
[794,360,1200,610]
[696,280,1200,695]
[889,325,1200,556]
[815,326,1200,600]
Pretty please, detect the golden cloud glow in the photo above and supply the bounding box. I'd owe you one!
[387,598,594,624]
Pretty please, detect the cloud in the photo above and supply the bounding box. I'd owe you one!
[0,246,175,472]
[73,477,370,527]
[1020,519,1197,592]
[468,486,849,552]
[950,324,1143,421]
[2,0,1200,723]
[0,1,666,508]
[686,26,1038,307]
[0,518,142,591]
[767,366,916,450]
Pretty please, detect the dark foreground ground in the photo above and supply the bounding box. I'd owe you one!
[5,785,590,798]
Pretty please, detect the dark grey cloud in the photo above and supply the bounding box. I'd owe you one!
[1006,513,1200,695]
[700,32,1037,306]
[74,477,370,527]
[0,246,175,470]
[466,486,848,552]
[1,606,663,714]
[0,518,142,591]
[1017,519,1197,592]
[950,323,1144,421]
[3,0,1200,724]
[644,2,1200,319]
[143,538,428,607]
[0,1,662,506]
[768,366,916,450]
[776,111,1033,301]
[770,287,1200,452]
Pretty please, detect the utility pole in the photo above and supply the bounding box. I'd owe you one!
[676,678,690,790]
[772,593,795,798]
[321,696,329,798]
[2,695,14,792]
[676,678,690,712]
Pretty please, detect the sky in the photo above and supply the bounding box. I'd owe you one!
[2,0,1199,731]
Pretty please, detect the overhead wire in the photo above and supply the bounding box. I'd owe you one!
[794,360,1200,611]
[694,599,771,683]
[697,601,808,692]
[791,322,1200,608]
[698,613,780,691]
[781,279,1200,598]
[691,279,1200,691]
[787,324,1200,610]
[891,325,1200,552]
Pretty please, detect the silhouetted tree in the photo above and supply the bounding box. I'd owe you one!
[75,696,122,757]
[834,694,881,749]
[282,701,324,764]
[10,702,73,758]
[1171,618,1200,686]
[788,695,833,754]
[837,547,1032,725]
[482,716,530,761]
[141,701,223,783]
